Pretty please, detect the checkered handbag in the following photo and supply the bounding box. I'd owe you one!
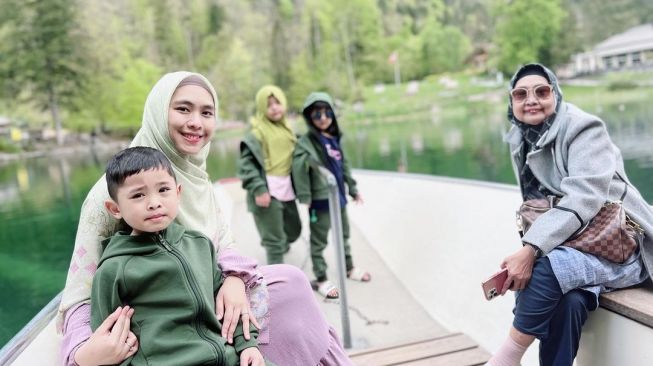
[517,198,643,263]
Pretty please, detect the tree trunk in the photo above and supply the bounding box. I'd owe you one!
[338,21,356,91]
[49,91,63,146]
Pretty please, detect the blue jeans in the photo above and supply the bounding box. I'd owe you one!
[513,257,596,366]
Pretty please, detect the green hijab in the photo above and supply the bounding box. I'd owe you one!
[251,85,296,175]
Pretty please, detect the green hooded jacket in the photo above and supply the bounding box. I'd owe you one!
[90,222,258,366]
[238,85,297,212]
[292,92,358,204]
[238,132,269,212]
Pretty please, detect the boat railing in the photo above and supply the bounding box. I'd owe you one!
[0,291,62,365]
[309,158,352,349]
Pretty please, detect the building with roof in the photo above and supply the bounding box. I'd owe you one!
[569,23,653,76]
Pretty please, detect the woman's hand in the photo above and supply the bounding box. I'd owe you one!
[500,246,537,295]
[74,306,139,366]
[254,193,271,208]
[353,193,364,204]
[216,276,261,344]
[240,347,266,366]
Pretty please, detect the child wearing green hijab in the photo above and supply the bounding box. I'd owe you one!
[238,86,302,264]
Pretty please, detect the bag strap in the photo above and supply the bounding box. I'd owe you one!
[616,171,628,201]
[555,171,628,229]
[553,205,584,230]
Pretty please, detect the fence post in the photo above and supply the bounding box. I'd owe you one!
[315,165,352,348]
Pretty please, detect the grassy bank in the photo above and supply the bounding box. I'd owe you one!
[341,70,653,126]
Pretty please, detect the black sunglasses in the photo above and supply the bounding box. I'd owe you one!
[310,110,335,121]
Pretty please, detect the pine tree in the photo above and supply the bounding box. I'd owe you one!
[0,0,88,145]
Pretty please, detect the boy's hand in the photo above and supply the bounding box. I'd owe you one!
[240,347,266,366]
[353,193,364,204]
[75,306,139,366]
[255,193,271,208]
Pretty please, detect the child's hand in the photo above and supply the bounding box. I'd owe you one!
[75,306,139,366]
[240,347,266,366]
[353,193,364,204]
[255,192,271,208]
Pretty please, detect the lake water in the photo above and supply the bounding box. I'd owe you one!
[2,97,653,347]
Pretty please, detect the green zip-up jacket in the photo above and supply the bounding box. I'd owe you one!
[292,92,358,204]
[238,132,269,212]
[91,222,258,366]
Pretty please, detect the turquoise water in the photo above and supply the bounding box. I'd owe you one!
[1,100,653,346]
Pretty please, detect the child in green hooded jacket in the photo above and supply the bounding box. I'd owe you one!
[91,147,271,366]
[292,92,371,299]
[238,86,302,264]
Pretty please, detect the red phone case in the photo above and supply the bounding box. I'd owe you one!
[481,269,509,301]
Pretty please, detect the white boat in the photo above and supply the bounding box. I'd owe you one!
[2,170,652,365]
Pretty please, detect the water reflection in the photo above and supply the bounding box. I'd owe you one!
[0,149,118,345]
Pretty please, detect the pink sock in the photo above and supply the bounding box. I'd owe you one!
[486,336,528,366]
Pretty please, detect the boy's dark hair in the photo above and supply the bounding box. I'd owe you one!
[106,147,176,200]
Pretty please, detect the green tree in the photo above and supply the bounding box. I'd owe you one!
[307,0,384,96]
[421,24,471,75]
[0,0,89,145]
[208,37,263,121]
[379,0,470,81]
[441,0,492,44]
[68,59,162,134]
[491,0,566,74]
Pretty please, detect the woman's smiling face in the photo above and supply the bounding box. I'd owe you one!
[168,84,216,155]
[511,75,555,125]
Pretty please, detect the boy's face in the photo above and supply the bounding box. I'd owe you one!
[310,107,333,133]
[266,95,286,122]
[105,168,181,236]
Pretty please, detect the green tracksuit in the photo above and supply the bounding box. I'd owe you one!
[238,133,301,264]
[292,92,358,282]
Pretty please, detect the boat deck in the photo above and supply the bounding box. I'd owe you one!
[5,172,653,365]
[349,333,489,365]
[215,179,491,364]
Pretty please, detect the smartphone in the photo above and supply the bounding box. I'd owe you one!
[481,268,509,301]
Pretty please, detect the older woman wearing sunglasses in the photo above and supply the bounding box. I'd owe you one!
[484,63,653,366]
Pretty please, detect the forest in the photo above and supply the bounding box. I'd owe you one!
[1,0,653,135]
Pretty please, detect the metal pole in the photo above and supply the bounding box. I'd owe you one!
[316,165,352,348]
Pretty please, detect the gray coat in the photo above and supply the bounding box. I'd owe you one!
[504,101,653,276]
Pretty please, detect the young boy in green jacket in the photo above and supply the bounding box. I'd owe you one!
[292,92,371,299]
[90,146,272,366]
